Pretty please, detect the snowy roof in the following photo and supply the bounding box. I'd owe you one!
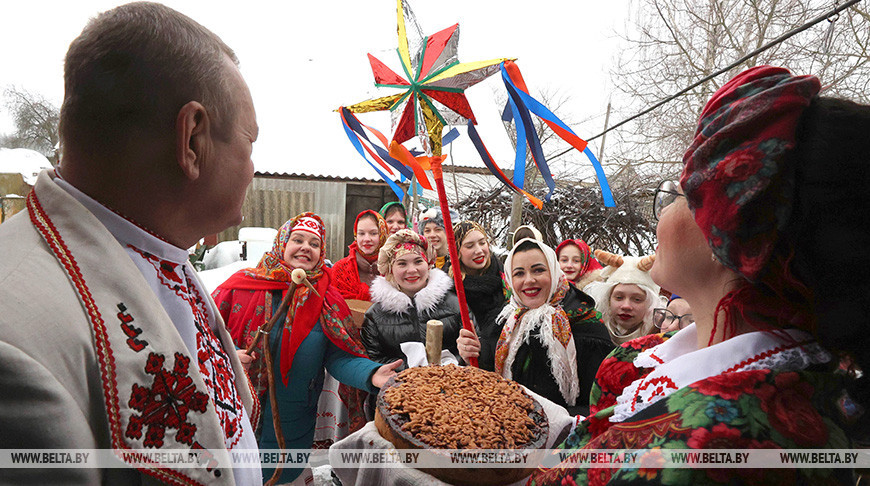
[0,148,52,186]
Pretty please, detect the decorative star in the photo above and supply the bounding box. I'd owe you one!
[345,0,508,156]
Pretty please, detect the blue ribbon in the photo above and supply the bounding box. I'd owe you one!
[499,65,615,207]
[341,108,414,181]
[502,69,554,201]
[340,116,406,201]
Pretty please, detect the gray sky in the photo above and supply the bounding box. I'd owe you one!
[0,0,632,179]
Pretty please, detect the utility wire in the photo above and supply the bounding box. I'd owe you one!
[551,0,863,161]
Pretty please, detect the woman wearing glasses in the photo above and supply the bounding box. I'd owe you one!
[653,296,694,333]
[530,66,868,485]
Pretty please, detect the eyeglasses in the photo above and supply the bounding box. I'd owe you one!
[653,308,694,330]
[653,181,686,220]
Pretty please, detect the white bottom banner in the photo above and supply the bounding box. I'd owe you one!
[0,449,867,469]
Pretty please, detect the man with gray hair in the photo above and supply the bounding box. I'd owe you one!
[0,3,261,484]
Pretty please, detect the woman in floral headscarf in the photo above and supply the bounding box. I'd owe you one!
[361,229,463,369]
[556,238,603,291]
[458,238,613,416]
[530,66,870,485]
[332,210,388,301]
[213,213,401,484]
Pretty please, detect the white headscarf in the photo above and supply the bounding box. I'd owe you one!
[496,238,579,405]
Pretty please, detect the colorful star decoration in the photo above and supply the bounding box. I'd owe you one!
[345,0,509,156]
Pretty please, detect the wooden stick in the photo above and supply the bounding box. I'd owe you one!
[426,320,444,366]
[254,268,307,486]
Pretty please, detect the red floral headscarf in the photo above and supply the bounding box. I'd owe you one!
[555,239,603,282]
[351,210,388,263]
[681,65,820,281]
[240,212,365,384]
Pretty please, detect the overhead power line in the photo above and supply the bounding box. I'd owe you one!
[551,0,864,161]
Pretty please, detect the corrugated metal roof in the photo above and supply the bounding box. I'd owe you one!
[255,164,501,182]
[255,171,392,183]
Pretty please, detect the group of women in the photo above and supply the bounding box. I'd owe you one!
[211,65,869,485]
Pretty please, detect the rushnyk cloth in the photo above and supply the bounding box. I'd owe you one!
[55,175,260,486]
[610,324,832,423]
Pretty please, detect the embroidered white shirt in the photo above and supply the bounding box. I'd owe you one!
[56,177,261,486]
[611,323,832,423]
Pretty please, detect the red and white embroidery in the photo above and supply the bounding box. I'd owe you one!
[611,326,831,423]
[126,352,209,447]
[130,246,246,450]
[28,190,204,486]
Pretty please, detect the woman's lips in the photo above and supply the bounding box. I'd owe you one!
[617,313,633,321]
[404,276,420,284]
[472,256,485,264]
[522,287,541,297]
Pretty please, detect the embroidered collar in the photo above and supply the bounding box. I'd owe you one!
[611,324,832,423]
[55,176,187,264]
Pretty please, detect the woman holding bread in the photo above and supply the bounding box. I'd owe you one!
[361,229,463,370]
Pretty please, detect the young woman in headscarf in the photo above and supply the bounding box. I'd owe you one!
[583,251,665,345]
[449,220,507,371]
[212,212,401,484]
[556,238,603,291]
[530,66,870,485]
[361,229,462,368]
[378,201,407,235]
[420,207,453,270]
[332,210,388,301]
[458,238,613,416]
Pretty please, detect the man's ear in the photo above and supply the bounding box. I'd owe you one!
[176,101,209,181]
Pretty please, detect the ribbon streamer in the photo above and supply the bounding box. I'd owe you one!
[500,61,615,207]
[466,121,543,209]
[339,115,406,201]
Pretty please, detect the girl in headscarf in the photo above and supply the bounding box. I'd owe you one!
[556,239,603,291]
[458,238,613,416]
[361,229,463,368]
[583,251,664,345]
[332,210,388,301]
[213,212,401,484]
[531,66,869,485]
[420,207,455,270]
[378,201,407,235]
[449,220,508,371]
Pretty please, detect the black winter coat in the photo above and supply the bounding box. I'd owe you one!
[361,269,462,371]
[461,257,507,372]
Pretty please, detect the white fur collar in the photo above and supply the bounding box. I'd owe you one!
[370,268,453,314]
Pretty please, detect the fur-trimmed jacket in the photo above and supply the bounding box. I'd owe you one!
[361,269,462,370]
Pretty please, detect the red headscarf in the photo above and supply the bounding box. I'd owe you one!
[219,212,366,385]
[349,210,388,263]
[555,239,603,282]
[681,66,820,281]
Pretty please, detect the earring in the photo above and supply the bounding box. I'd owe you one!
[711,253,719,264]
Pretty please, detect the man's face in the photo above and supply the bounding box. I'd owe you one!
[203,59,258,233]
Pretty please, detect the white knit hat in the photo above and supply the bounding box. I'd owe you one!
[595,251,660,295]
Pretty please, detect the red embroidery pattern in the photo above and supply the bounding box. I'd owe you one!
[129,246,246,449]
[632,376,678,412]
[126,352,209,447]
[721,342,809,374]
[28,192,203,486]
[27,192,123,437]
[117,303,148,352]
